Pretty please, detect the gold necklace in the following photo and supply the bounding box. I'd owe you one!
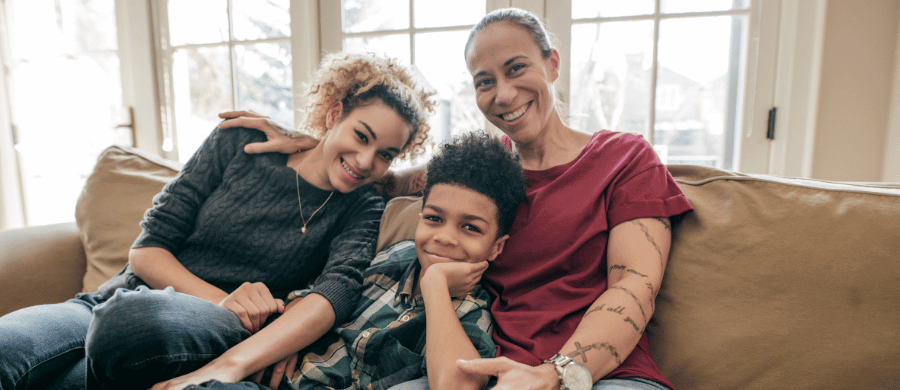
[296,173,334,233]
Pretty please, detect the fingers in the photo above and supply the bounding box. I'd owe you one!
[268,353,298,390]
[456,357,514,376]
[218,110,265,119]
[220,282,280,333]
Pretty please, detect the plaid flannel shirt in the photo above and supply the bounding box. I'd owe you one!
[289,240,496,390]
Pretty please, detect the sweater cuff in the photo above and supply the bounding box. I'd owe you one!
[309,277,361,324]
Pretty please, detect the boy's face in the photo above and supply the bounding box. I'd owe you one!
[415,184,508,274]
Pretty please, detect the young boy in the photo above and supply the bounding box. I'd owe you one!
[289,131,527,390]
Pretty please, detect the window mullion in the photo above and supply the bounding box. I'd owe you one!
[647,0,661,144]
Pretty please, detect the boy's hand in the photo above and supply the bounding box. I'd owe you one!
[217,110,319,154]
[422,261,489,298]
[218,282,285,333]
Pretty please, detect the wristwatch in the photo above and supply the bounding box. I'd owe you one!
[544,354,592,390]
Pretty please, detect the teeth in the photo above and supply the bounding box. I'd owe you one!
[501,103,529,122]
[342,161,363,179]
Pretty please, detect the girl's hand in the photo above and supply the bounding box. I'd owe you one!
[422,261,489,298]
[218,282,284,333]
[250,352,299,390]
[457,357,560,390]
[217,111,319,154]
[149,361,245,390]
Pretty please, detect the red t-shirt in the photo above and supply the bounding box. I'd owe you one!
[485,131,693,388]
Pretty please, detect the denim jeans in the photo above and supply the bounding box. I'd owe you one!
[386,376,671,390]
[0,286,250,390]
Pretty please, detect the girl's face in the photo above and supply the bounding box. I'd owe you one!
[318,99,411,193]
[465,22,560,143]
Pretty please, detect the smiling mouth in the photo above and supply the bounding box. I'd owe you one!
[341,159,363,180]
[424,249,462,262]
[499,101,531,122]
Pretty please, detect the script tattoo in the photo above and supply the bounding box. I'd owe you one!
[632,220,664,268]
[609,285,647,332]
[567,341,623,366]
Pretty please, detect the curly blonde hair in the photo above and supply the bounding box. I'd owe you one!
[299,52,435,160]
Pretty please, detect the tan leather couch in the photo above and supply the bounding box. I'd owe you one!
[2,145,899,390]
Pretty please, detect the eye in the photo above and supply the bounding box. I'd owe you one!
[379,151,395,161]
[508,63,525,75]
[423,214,442,223]
[474,77,494,90]
[463,224,483,233]
[355,130,369,144]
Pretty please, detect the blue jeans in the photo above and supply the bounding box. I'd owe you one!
[0,286,251,390]
[386,376,671,390]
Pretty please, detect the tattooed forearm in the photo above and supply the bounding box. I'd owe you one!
[566,341,623,366]
[626,269,648,278]
[653,217,671,230]
[631,220,664,268]
[608,286,647,331]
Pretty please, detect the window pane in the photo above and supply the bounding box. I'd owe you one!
[172,46,232,161]
[415,31,481,148]
[572,0,654,19]
[344,34,411,64]
[168,0,228,46]
[7,0,116,58]
[342,0,409,33]
[10,54,123,225]
[414,0,484,28]
[232,0,290,41]
[661,0,750,14]
[654,16,746,169]
[569,21,654,136]
[235,43,293,128]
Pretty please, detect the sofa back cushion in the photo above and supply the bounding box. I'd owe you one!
[75,146,181,292]
[653,165,900,390]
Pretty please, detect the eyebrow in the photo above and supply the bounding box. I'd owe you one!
[424,204,491,224]
[472,55,528,80]
[360,121,401,154]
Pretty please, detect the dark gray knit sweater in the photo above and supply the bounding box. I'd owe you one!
[121,127,383,323]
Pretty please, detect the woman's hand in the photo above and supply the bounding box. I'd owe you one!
[217,111,319,154]
[250,352,298,390]
[421,261,489,298]
[149,360,245,390]
[457,357,560,390]
[218,282,285,333]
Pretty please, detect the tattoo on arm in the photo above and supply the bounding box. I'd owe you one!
[608,286,647,332]
[653,217,671,230]
[631,220,664,269]
[567,341,623,366]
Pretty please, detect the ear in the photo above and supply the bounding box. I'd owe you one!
[487,234,509,262]
[325,101,343,130]
[548,49,561,82]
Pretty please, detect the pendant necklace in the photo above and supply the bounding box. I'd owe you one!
[296,172,334,233]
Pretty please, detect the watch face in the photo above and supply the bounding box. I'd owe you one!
[562,362,593,390]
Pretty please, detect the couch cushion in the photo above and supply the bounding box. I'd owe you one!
[377,195,422,252]
[75,146,181,292]
[652,165,900,390]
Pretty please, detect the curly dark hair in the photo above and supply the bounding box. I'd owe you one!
[300,52,435,160]
[423,131,526,237]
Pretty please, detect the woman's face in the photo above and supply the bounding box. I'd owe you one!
[318,99,411,193]
[465,22,560,142]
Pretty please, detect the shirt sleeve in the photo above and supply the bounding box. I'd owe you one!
[458,287,498,359]
[132,127,249,253]
[606,139,693,229]
[308,188,386,324]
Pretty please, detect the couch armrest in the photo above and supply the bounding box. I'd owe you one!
[0,222,86,316]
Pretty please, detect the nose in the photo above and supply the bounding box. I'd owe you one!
[355,149,376,173]
[433,229,457,247]
[495,78,517,105]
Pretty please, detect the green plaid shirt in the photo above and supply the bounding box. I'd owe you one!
[288,240,495,390]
